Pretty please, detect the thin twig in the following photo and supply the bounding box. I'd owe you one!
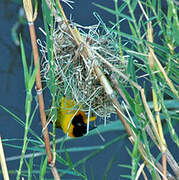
[28,22,52,163]
[162,153,167,180]
[0,136,10,180]
[109,73,130,106]
[145,125,179,179]
[151,51,178,98]
[135,163,146,180]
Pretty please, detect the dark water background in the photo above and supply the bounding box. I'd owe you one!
[0,0,178,180]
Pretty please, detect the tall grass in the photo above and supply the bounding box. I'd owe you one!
[0,0,178,179]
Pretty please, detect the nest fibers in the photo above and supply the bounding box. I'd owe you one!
[38,21,127,119]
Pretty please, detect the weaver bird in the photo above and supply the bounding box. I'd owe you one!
[54,97,96,137]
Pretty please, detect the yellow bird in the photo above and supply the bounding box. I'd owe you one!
[55,97,96,137]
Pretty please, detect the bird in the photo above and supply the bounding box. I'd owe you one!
[54,96,96,137]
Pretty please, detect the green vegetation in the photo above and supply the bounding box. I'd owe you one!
[0,0,178,179]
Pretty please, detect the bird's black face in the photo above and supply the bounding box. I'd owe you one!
[72,114,87,137]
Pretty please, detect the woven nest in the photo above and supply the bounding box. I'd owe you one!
[39,21,127,119]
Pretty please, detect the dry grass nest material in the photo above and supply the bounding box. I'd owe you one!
[39,21,128,119]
